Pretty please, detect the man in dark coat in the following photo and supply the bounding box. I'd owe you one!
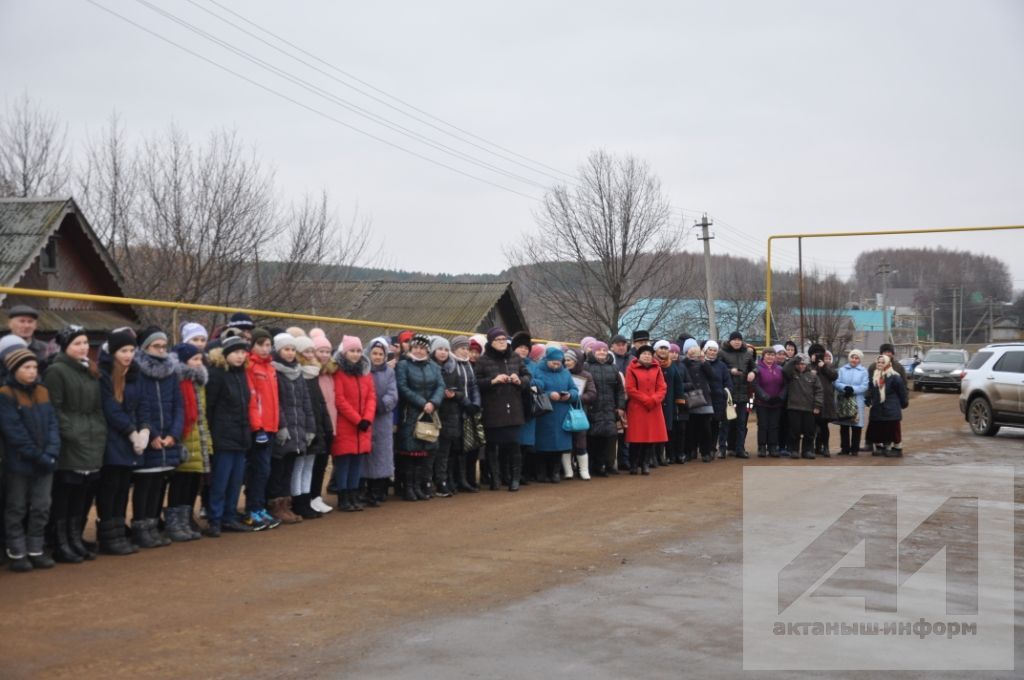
[5,306,50,370]
[719,331,756,458]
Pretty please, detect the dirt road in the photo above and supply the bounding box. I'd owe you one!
[1,391,1020,678]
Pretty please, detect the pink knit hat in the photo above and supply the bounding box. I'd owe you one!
[340,335,362,353]
[310,328,332,351]
[529,344,545,361]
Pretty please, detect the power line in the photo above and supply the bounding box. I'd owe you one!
[85,0,541,200]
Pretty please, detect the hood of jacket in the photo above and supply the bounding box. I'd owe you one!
[136,351,179,380]
[340,354,371,376]
[177,360,209,386]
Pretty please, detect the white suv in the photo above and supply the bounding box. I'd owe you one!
[959,342,1024,436]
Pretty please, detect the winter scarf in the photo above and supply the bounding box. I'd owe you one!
[136,351,180,380]
[872,355,895,403]
[271,355,303,381]
[176,363,208,439]
[341,354,371,376]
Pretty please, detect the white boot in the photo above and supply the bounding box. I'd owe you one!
[311,496,334,514]
[561,453,574,479]
[577,453,591,480]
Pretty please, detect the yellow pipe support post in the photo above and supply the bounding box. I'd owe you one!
[764,224,1024,346]
[0,286,580,348]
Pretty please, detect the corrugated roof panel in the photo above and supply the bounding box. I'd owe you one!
[0,199,67,285]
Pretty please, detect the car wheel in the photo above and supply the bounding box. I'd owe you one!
[967,397,1000,437]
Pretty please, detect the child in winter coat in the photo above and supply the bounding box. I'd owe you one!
[267,333,315,524]
[782,353,824,459]
[331,336,376,511]
[204,336,252,536]
[294,335,330,518]
[165,343,209,542]
[45,325,107,564]
[0,349,59,572]
[244,327,280,531]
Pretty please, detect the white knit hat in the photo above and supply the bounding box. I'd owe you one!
[179,322,208,344]
[273,333,297,352]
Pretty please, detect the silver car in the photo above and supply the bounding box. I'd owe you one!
[959,343,1024,436]
[913,348,969,391]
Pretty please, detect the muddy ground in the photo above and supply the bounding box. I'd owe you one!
[0,391,1020,679]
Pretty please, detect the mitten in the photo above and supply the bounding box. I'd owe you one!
[37,452,58,472]
[358,419,372,432]
[275,427,290,445]
[844,386,854,396]
[305,432,315,445]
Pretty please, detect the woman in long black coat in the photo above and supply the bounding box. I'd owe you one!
[473,328,531,491]
[584,342,625,477]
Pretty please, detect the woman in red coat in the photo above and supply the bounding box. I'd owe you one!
[625,345,668,475]
[331,336,376,512]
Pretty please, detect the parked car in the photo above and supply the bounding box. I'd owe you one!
[912,348,970,391]
[959,343,1024,436]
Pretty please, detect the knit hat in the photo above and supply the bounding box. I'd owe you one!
[7,305,38,319]
[57,325,88,352]
[773,344,786,353]
[653,340,671,351]
[450,335,470,351]
[227,312,255,330]
[0,334,28,358]
[807,343,826,360]
[273,333,297,352]
[138,327,168,351]
[590,340,608,352]
[180,322,208,344]
[729,331,743,341]
[251,327,272,345]
[848,349,864,360]
[410,334,431,349]
[340,335,363,353]
[529,343,545,361]
[631,329,650,343]
[610,334,628,345]
[669,343,680,353]
[368,336,390,353]
[286,326,306,338]
[220,336,250,357]
[469,334,487,351]
[635,344,655,357]
[703,340,719,351]
[220,327,243,340]
[564,349,578,363]
[579,336,596,352]
[294,336,315,354]
[4,348,37,374]
[172,342,200,364]
[486,327,508,343]
[544,346,564,362]
[794,353,810,364]
[682,338,699,353]
[107,329,137,355]
[310,328,332,351]
[430,336,451,354]
[397,330,414,345]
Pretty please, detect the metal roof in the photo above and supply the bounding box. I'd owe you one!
[309,280,525,334]
[0,198,68,287]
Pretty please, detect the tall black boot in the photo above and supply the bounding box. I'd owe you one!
[414,459,431,500]
[487,447,501,491]
[67,516,96,560]
[508,448,522,492]
[402,466,418,501]
[53,519,84,563]
[98,519,136,556]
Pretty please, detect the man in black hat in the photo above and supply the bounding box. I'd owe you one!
[5,305,49,370]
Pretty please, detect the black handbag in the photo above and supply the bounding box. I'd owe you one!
[531,390,553,417]
[685,388,708,410]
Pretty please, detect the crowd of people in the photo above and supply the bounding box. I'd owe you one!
[0,304,910,573]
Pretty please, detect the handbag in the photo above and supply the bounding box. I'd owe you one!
[414,411,442,443]
[531,390,553,417]
[685,387,708,410]
[462,412,486,451]
[725,389,738,421]
[562,398,590,433]
[837,393,858,420]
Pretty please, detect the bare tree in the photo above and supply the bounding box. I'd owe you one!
[0,93,70,197]
[78,112,137,252]
[508,150,690,339]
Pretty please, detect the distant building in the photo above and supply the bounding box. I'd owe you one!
[0,197,137,343]
[991,316,1023,342]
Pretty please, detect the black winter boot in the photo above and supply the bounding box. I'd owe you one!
[67,516,96,560]
[99,519,137,556]
[757,445,768,458]
[486,448,501,491]
[414,461,431,501]
[165,507,194,542]
[131,519,159,549]
[402,467,418,502]
[508,449,522,492]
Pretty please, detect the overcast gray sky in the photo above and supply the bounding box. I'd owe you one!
[2,1,1022,291]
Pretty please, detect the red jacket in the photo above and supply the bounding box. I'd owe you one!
[246,352,279,433]
[331,358,376,456]
[625,358,668,444]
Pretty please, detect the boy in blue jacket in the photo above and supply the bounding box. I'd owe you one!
[0,349,59,572]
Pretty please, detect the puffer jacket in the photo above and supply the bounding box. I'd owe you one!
[0,376,60,476]
[706,357,732,419]
[585,354,625,438]
[302,361,330,457]
[396,356,444,452]
[206,348,251,453]
[474,344,532,430]
[176,362,211,474]
[246,351,279,433]
[812,362,839,421]
[44,352,106,471]
[331,355,375,456]
[834,362,869,428]
[719,341,757,397]
[867,371,909,422]
[99,351,148,468]
[435,356,464,440]
[135,351,185,469]
[532,361,578,453]
[753,358,787,408]
[782,357,824,414]
[272,354,315,457]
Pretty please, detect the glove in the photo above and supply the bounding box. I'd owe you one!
[254,429,269,445]
[358,419,372,432]
[305,432,315,445]
[36,453,58,472]
[129,429,148,455]
[844,386,854,396]
[275,427,290,445]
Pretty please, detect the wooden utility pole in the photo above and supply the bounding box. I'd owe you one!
[695,214,718,342]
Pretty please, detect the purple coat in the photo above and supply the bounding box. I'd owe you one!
[753,359,787,408]
[365,362,398,479]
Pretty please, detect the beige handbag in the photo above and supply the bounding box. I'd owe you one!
[414,411,442,443]
[725,389,738,421]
